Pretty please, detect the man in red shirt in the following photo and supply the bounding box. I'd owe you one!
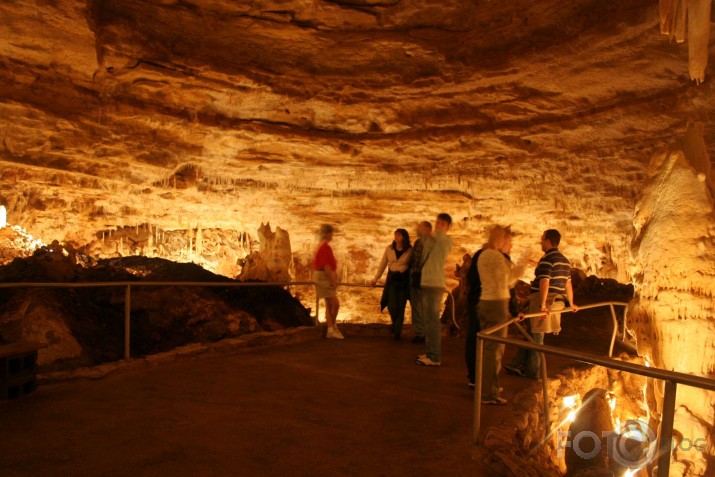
[313,224,343,339]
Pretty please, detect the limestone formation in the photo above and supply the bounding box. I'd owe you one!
[660,0,713,83]
[565,389,614,476]
[238,223,293,282]
[628,127,715,476]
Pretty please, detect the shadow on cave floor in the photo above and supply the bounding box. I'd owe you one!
[0,331,603,477]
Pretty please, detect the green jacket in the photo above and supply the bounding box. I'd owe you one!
[420,232,452,288]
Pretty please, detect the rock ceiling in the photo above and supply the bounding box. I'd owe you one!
[1,0,714,280]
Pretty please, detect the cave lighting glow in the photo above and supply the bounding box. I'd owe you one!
[561,394,581,425]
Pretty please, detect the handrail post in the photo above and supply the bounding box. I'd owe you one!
[539,350,550,439]
[657,380,677,477]
[124,285,131,360]
[622,306,628,342]
[473,336,485,444]
[608,304,617,357]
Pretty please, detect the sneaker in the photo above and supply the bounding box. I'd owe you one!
[483,397,508,405]
[415,355,441,367]
[503,365,523,377]
[327,327,344,340]
[411,335,426,344]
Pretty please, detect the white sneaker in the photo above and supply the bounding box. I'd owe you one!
[327,327,344,340]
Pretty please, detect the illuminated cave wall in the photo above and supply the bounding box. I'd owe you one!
[5,0,715,286]
[628,124,715,476]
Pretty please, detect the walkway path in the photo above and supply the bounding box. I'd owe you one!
[0,320,619,477]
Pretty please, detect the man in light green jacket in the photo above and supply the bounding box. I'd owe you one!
[416,213,452,367]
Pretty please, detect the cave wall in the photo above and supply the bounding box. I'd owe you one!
[3,0,715,285]
[628,125,715,476]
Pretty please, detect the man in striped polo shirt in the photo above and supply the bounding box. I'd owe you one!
[505,229,578,378]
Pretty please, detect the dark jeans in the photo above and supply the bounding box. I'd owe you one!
[387,285,408,338]
[478,299,509,400]
[510,330,544,378]
[465,302,480,384]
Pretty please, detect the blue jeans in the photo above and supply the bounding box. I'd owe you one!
[387,285,408,338]
[478,299,509,400]
[421,287,443,362]
[410,286,425,337]
[510,329,544,378]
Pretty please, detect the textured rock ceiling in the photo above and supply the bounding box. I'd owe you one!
[1,0,715,280]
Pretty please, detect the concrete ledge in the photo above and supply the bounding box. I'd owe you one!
[38,325,324,384]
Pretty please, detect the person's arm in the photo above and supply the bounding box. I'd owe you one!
[534,258,552,314]
[539,278,550,314]
[370,248,389,285]
[390,248,412,272]
[565,279,579,312]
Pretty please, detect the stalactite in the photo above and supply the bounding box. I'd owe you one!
[660,0,712,83]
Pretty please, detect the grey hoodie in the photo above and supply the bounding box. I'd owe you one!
[420,231,452,288]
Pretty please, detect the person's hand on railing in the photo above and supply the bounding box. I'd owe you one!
[516,312,527,322]
[571,304,579,313]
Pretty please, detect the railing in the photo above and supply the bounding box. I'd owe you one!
[473,303,715,477]
[0,281,456,360]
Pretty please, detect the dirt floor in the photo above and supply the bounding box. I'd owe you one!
[0,309,628,477]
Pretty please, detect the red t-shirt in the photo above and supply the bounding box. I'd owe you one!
[313,242,337,271]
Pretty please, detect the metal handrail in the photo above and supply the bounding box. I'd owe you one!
[472,303,715,477]
[0,280,456,359]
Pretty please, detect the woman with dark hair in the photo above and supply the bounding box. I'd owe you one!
[371,229,413,340]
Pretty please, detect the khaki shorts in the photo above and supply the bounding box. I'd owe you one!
[529,293,565,334]
[313,271,336,299]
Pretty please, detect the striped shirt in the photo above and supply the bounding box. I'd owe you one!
[530,248,571,294]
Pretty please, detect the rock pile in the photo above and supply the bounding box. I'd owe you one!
[0,248,313,369]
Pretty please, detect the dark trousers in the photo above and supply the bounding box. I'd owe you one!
[510,330,544,378]
[465,302,480,383]
[387,285,408,338]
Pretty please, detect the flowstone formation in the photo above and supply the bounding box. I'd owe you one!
[628,124,715,476]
